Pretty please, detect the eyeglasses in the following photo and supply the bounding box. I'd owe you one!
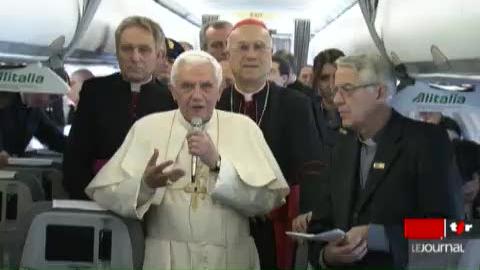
[332,83,378,96]
[230,41,271,54]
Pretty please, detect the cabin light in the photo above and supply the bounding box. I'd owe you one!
[428,82,474,92]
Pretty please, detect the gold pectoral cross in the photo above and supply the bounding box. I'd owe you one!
[184,164,209,210]
[184,182,207,210]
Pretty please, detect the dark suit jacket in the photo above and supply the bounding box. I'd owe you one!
[311,97,340,148]
[308,110,462,269]
[291,94,339,213]
[281,86,339,213]
[44,96,66,128]
[285,81,336,151]
[288,80,315,98]
[63,73,177,199]
[0,94,66,156]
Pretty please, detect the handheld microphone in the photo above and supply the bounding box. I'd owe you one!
[190,117,203,183]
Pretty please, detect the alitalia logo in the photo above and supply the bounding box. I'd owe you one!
[413,92,466,105]
[0,71,44,84]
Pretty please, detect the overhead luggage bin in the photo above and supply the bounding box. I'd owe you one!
[309,0,480,76]
[0,0,200,64]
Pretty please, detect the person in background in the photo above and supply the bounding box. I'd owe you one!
[419,111,462,140]
[0,91,66,158]
[307,54,461,269]
[220,60,235,90]
[218,18,323,270]
[68,68,94,106]
[268,56,290,87]
[0,150,8,168]
[453,139,480,219]
[86,50,289,270]
[0,92,15,109]
[43,68,70,128]
[200,20,233,61]
[179,41,193,51]
[298,65,313,88]
[311,48,345,131]
[65,68,95,124]
[0,92,15,168]
[292,49,346,236]
[273,49,314,97]
[155,37,185,84]
[63,16,177,200]
[418,111,465,213]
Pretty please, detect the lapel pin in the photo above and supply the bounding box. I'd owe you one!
[373,162,385,170]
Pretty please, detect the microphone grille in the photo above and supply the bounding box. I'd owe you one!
[191,117,203,128]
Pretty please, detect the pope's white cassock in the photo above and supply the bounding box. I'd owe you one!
[85,109,289,270]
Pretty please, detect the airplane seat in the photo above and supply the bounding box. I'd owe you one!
[0,171,45,229]
[0,171,45,269]
[12,201,144,270]
[6,166,68,200]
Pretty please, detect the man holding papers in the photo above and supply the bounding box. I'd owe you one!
[307,54,461,269]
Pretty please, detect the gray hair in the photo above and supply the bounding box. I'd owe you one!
[336,54,396,98]
[170,50,223,88]
[115,16,166,53]
[70,69,94,82]
[273,49,296,73]
[199,20,233,51]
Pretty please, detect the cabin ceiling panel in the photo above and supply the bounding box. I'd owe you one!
[170,0,357,34]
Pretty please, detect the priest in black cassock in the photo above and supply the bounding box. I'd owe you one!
[63,16,177,200]
[216,18,323,270]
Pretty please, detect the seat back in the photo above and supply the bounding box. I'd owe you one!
[5,165,67,200]
[13,201,144,270]
[0,171,44,269]
[0,171,44,230]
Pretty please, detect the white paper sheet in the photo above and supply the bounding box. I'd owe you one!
[52,200,106,211]
[8,157,53,166]
[0,170,16,179]
[286,229,346,242]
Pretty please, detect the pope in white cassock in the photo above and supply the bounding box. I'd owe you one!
[85,50,289,270]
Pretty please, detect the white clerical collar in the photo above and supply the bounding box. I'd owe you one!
[234,82,266,101]
[130,76,153,93]
[358,136,376,147]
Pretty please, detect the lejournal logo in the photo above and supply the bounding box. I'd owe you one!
[0,71,44,84]
[412,92,466,105]
[411,243,464,254]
